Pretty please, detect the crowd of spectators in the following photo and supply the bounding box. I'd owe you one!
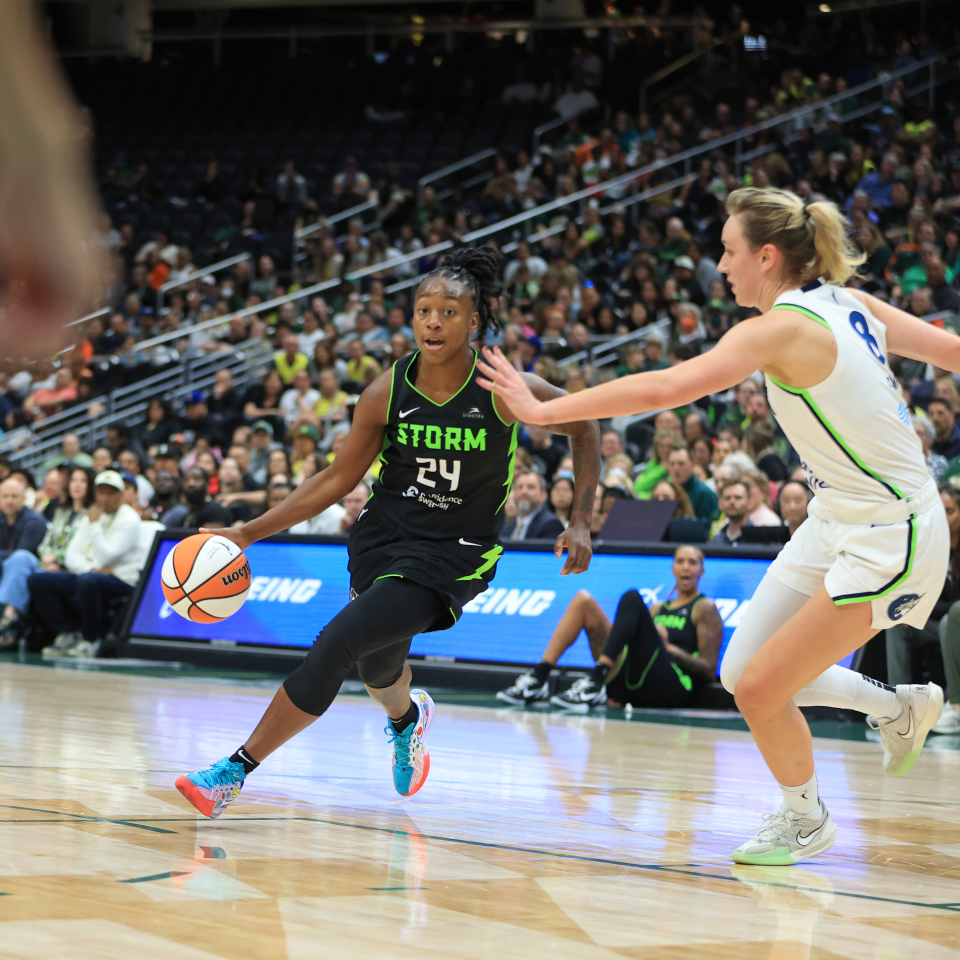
[2,16,960,672]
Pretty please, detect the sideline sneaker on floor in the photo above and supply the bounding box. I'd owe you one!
[41,631,83,659]
[551,676,606,711]
[731,802,836,865]
[930,702,960,735]
[387,688,435,797]
[65,639,101,659]
[175,757,246,819]
[867,682,943,776]
[497,672,549,705]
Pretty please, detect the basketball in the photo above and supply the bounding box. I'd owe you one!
[161,533,251,623]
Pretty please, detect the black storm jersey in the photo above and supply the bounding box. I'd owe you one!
[653,594,703,657]
[365,351,518,542]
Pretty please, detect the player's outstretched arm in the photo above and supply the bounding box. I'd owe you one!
[518,373,600,575]
[205,375,390,550]
[477,323,781,426]
[850,289,960,373]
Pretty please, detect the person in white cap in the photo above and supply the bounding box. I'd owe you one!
[27,470,142,659]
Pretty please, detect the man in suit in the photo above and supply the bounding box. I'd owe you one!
[502,471,565,541]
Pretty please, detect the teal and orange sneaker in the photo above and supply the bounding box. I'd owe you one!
[386,689,435,797]
[175,757,246,819]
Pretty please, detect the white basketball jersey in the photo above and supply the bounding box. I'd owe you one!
[764,281,929,514]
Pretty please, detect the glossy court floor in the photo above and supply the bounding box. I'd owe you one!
[1,659,959,959]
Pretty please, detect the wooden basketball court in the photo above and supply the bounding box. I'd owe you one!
[0,659,958,959]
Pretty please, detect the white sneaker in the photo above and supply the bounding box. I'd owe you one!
[867,683,943,776]
[497,672,550,705]
[550,676,607,712]
[931,703,960,735]
[41,631,83,659]
[65,639,100,659]
[731,801,836,866]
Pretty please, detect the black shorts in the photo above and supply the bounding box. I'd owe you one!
[348,507,501,631]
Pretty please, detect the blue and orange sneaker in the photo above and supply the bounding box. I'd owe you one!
[175,757,245,819]
[386,689,435,797]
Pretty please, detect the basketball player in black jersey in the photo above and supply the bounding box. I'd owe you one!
[175,248,601,818]
[498,545,724,711]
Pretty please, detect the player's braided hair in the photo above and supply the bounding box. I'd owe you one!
[424,245,502,340]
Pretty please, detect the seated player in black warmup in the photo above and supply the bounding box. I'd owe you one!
[176,248,601,818]
[498,545,723,711]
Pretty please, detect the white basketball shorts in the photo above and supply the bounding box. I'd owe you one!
[767,486,949,631]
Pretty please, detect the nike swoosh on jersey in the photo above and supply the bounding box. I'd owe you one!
[459,538,480,546]
[399,407,420,418]
[358,508,368,520]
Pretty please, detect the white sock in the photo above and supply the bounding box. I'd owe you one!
[780,772,819,816]
[794,666,903,720]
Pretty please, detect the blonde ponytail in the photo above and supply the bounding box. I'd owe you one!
[726,187,865,286]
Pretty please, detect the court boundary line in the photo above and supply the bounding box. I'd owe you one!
[4,809,955,913]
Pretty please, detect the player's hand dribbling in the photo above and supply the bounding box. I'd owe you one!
[201,526,252,552]
[555,521,592,576]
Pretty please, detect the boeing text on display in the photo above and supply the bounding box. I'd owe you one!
[127,533,776,668]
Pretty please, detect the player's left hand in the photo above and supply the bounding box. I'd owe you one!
[555,521,592,575]
[476,346,548,424]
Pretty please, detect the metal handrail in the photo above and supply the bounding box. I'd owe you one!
[557,321,671,371]
[134,237,457,353]
[417,148,498,207]
[459,45,960,248]
[156,252,252,313]
[143,15,704,45]
[294,198,379,243]
[3,338,274,466]
[67,307,111,329]
[128,46,959,356]
[639,39,723,117]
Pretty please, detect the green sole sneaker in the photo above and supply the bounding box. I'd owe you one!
[731,803,836,865]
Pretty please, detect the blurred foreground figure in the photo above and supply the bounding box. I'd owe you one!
[0,4,105,359]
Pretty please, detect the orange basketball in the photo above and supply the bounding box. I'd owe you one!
[161,533,251,623]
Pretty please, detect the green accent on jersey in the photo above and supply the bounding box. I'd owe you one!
[654,613,688,631]
[374,574,404,582]
[491,392,510,426]
[834,516,917,604]
[404,350,477,407]
[497,424,520,512]
[457,545,504,581]
[396,423,486,451]
[371,352,517,542]
[671,661,693,692]
[623,646,660,690]
[376,364,400,477]
[771,303,831,329]
[768,375,905,498]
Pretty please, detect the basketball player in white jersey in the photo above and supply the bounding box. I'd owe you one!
[476,187,957,865]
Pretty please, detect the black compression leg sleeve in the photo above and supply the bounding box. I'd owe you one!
[600,590,660,664]
[602,589,693,708]
[282,578,447,716]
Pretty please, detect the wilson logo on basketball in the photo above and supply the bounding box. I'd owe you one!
[221,563,250,586]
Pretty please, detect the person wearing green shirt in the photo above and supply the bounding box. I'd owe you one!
[634,429,684,499]
[716,378,758,433]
